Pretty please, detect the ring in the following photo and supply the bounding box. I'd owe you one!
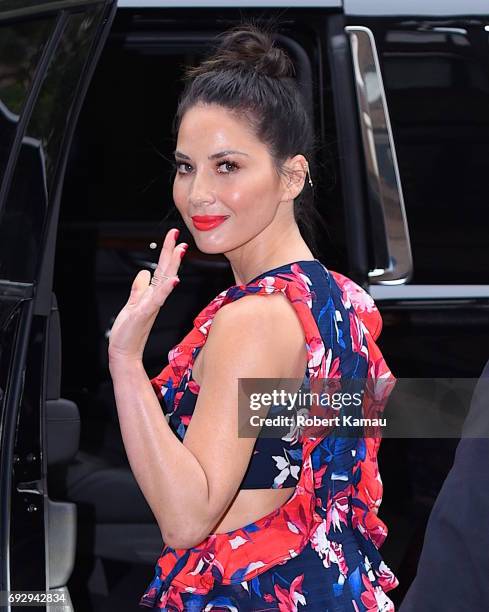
[150,270,170,286]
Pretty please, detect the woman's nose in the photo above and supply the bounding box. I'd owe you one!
[188,169,216,206]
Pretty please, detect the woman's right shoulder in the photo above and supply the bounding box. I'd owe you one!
[211,292,284,339]
[214,290,301,336]
[205,291,307,376]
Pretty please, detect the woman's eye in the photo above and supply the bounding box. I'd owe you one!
[218,160,238,173]
[174,162,192,174]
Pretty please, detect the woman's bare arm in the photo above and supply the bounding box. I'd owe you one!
[110,356,210,548]
[109,291,306,549]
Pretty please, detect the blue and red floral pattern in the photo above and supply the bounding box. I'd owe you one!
[139,260,399,610]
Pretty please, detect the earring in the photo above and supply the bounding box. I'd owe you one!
[305,162,313,188]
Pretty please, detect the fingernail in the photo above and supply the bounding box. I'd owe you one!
[174,229,180,240]
[172,278,180,288]
[179,244,188,259]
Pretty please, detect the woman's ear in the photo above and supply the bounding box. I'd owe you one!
[279,154,308,202]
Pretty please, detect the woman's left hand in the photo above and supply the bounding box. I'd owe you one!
[107,228,187,365]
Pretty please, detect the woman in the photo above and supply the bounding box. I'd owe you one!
[108,23,398,611]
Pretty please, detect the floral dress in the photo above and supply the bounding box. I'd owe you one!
[139,259,399,611]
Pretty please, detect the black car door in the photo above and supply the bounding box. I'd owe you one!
[0,0,116,605]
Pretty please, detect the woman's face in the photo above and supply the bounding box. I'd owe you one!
[172,103,289,255]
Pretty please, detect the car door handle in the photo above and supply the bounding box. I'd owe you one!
[16,479,44,495]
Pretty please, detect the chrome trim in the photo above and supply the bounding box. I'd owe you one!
[346,25,413,285]
[369,284,489,301]
[118,0,342,6]
[344,0,489,17]
[431,27,468,35]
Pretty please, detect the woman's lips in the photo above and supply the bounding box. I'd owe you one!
[191,215,229,231]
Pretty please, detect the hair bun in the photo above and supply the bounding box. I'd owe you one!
[185,23,295,80]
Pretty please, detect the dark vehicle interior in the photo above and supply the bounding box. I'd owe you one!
[44,6,489,612]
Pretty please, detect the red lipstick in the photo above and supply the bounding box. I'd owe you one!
[191,215,229,231]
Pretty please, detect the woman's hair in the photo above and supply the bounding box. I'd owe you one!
[171,21,326,256]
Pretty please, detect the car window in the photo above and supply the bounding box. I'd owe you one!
[378,24,489,284]
[0,16,55,187]
[0,7,107,283]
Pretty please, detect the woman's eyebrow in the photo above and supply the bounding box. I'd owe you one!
[173,150,250,160]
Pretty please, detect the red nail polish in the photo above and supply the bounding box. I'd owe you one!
[172,278,180,288]
[174,229,180,240]
[180,245,188,259]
